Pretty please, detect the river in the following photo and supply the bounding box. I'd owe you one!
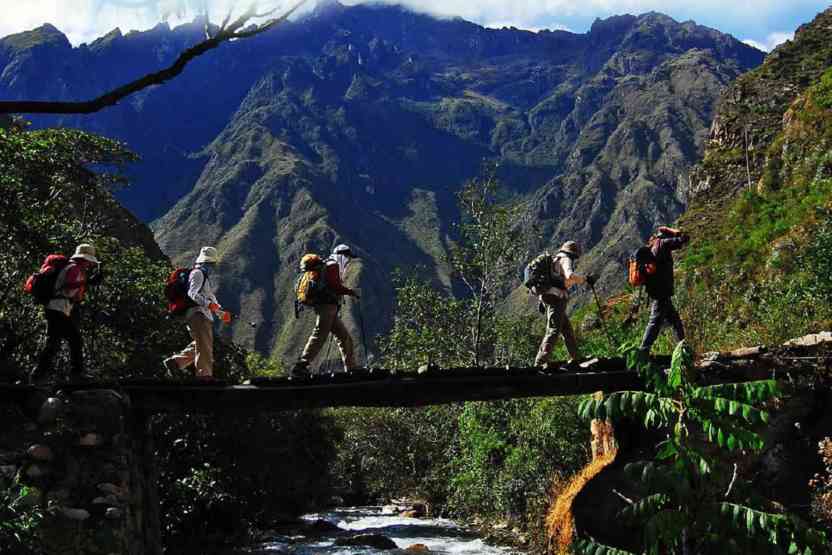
[233,506,524,554]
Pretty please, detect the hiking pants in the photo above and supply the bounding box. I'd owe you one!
[535,295,579,366]
[301,304,356,371]
[640,297,685,353]
[170,311,214,377]
[35,309,84,379]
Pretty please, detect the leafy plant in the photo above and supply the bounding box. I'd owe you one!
[575,342,827,554]
[0,483,43,555]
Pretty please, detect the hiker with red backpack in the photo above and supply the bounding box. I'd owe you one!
[291,244,360,379]
[162,246,230,380]
[27,244,102,384]
[524,241,598,369]
[635,226,690,356]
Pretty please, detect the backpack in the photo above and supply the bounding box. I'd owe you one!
[523,253,566,293]
[628,245,657,287]
[23,254,70,304]
[295,254,328,307]
[165,268,198,315]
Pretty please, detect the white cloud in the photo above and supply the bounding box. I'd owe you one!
[742,30,793,52]
[0,0,822,45]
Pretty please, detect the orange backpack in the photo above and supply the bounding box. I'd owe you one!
[628,244,657,287]
[295,254,327,306]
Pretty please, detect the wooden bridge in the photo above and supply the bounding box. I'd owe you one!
[0,358,646,412]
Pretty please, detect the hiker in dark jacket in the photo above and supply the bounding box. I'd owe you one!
[640,226,690,355]
[163,246,229,380]
[31,244,101,384]
[291,244,359,378]
[534,241,597,369]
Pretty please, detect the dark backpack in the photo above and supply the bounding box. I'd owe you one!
[23,254,70,304]
[164,268,200,315]
[628,245,657,287]
[523,253,565,292]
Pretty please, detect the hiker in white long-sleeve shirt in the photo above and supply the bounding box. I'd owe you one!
[163,247,229,379]
[534,241,597,368]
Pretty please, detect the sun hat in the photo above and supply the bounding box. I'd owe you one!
[195,246,219,264]
[333,244,358,258]
[559,241,582,258]
[70,244,99,264]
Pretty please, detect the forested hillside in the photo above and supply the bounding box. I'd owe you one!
[0,3,763,358]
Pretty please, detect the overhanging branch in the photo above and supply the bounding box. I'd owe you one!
[0,0,308,115]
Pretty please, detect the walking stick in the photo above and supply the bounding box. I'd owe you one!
[590,282,615,348]
[355,296,368,367]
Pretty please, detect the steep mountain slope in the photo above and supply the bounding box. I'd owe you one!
[0,4,763,358]
[675,6,832,350]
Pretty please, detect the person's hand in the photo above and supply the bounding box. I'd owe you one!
[658,226,681,236]
[208,302,221,313]
[221,310,232,324]
[586,273,599,286]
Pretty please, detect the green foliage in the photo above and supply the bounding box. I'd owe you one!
[815,68,832,110]
[575,342,828,554]
[0,483,42,555]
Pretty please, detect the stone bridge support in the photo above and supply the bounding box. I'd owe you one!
[0,390,160,555]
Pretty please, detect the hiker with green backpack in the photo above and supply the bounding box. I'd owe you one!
[291,244,360,379]
[524,241,598,369]
[162,246,230,381]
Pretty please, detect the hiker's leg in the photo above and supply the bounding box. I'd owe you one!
[560,306,580,361]
[639,299,665,353]
[535,297,562,366]
[330,314,356,371]
[170,315,201,369]
[35,310,64,380]
[190,313,214,377]
[300,305,336,366]
[666,300,685,342]
[66,313,84,376]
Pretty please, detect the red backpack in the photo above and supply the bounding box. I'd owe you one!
[164,268,199,315]
[628,244,658,287]
[24,254,70,304]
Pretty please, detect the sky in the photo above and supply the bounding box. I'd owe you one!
[0,0,828,52]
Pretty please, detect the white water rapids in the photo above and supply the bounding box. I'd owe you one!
[236,506,523,554]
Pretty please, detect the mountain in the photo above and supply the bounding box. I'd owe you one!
[0,4,763,359]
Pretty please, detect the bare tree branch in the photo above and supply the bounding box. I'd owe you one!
[0,0,308,115]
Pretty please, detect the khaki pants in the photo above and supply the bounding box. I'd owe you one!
[170,312,214,377]
[301,304,356,371]
[535,294,579,366]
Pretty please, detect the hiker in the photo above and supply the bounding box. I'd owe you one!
[639,226,690,355]
[163,246,229,380]
[291,244,359,378]
[529,241,597,369]
[31,244,102,384]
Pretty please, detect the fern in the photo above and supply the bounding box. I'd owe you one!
[574,538,637,555]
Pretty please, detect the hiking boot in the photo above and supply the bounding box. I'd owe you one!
[289,361,310,380]
[162,358,179,377]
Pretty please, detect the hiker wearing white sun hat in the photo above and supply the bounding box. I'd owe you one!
[163,246,229,380]
[31,244,102,383]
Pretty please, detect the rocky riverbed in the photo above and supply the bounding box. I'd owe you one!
[232,506,523,554]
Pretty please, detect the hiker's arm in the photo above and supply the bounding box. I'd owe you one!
[560,257,586,287]
[326,264,356,296]
[663,232,690,251]
[187,270,214,308]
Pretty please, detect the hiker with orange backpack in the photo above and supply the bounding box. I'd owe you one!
[27,244,102,384]
[291,244,359,379]
[162,246,230,380]
[635,226,690,356]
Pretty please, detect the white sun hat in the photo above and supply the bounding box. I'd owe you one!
[195,246,219,264]
[70,244,99,264]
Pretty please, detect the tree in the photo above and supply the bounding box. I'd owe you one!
[575,342,827,554]
[0,0,308,115]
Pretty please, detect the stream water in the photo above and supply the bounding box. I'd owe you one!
[235,506,523,554]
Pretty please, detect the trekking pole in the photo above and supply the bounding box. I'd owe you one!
[355,296,368,367]
[589,283,615,347]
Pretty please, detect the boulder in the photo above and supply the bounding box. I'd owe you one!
[405,544,431,552]
[0,465,18,479]
[60,507,91,521]
[335,534,398,550]
[38,397,63,424]
[307,518,341,534]
[105,507,123,520]
[27,444,54,462]
[784,332,832,347]
[78,432,105,447]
